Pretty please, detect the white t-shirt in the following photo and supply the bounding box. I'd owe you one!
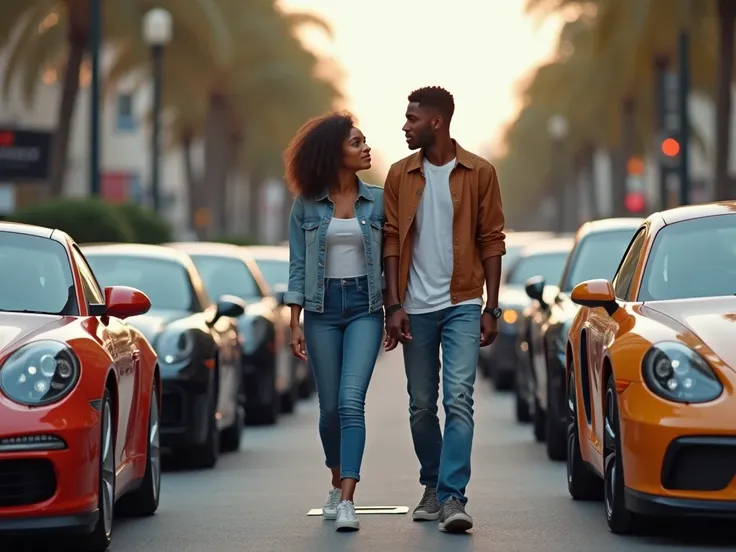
[324,217,367,278]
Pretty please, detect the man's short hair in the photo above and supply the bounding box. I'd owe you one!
[408,86,455,121]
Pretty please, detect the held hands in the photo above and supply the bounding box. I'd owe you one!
[289,324,307,361]
[480,312,498,347]
[384,307,411,351]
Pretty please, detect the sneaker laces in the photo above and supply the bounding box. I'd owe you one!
[417,488,439,510]
[443,497,465,516]
[326,488,341,507]
[337,500,357,520]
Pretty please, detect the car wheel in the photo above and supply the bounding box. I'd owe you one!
[116,380,161,516]
[604,373,642,533]
[189,389,220,469]
[533,398,545,442]
[514,376,531,423]
[79,389,115,551]
[220,403,244,453]
[545,370,567,461]
[566,367,603,501]
[247,360,280,425]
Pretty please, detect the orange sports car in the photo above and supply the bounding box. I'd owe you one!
[0,222,159,551]
[565,202,736,534]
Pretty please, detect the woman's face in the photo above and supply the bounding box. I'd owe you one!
[342,127,371,172]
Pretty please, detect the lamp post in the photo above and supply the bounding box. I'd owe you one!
[547,114,569,231]
[89,0,102,197]
[143,8,172,213]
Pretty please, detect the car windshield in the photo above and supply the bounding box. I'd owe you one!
[640,214,736,301]
[0,232,75,315]
[86,255,194,311]
[190,254,263,302]
[506,251,569,286]
[253,258,288,289]
[562,230,636,292]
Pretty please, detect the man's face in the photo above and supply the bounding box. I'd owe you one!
[402,102,438,150]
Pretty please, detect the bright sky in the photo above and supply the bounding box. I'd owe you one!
[279,0,564,178]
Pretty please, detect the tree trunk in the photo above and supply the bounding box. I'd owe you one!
[248,170,263,241]
[203,92,231,237]
[181,132,200,237]
[714,0,736,200]
[614,97,636,216]
[582,143,599,220]
[48,33,86,196]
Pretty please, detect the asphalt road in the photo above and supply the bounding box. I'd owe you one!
[6,350,736,551]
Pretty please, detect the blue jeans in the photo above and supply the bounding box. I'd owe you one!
[402,305,481,505]
[304,276,384,481]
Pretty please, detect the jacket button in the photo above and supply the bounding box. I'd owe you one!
[407,216,412,221]
[452,296,457,301]
[417,190,422,195]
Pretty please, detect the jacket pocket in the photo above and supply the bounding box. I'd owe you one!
[302,219,320,247]
[369,218,384,246]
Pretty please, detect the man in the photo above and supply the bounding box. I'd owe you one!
[383,86,505,533]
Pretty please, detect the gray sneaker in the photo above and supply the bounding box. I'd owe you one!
[412,486,441,521]
[439,497,473,533]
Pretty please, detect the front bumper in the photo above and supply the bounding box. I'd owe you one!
[619,382,736,510]
[159,360,214,448]
[0,392,101,531]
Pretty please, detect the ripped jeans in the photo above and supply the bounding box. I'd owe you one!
[402,305,481,505]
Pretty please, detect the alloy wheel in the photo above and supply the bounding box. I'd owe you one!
[603,387,617,519]
[101,402,115,536]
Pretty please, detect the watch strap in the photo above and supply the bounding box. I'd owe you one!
[385,303,403,316]
[484,307,502,319]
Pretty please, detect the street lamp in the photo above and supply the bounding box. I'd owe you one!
[143,8,172,213]
[547,114,569,231]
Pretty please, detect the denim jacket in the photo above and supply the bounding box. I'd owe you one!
[285,179,385,313]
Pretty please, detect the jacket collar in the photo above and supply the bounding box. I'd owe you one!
[406,140,474,173]
[316,177,374,202]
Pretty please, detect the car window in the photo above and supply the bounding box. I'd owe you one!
[640,214,736,301]
[253,259,288,289]
[86,255,195,311]
[612,229,646,301]
[189,254,263,302]
[505,251,569,286]
[71,245,105,305]
[0,232,77,315]
[561,230,638,292]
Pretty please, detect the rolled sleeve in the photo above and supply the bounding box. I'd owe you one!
[383,166,400,258]
[285,196,306,307]
[477,164,506,260]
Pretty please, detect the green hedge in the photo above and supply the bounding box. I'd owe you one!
[212,234,259,246]
[9,199,171,244]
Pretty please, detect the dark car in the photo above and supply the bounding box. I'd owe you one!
[516,218,643,461]
[168,242,298,426]
[83,244,246,469]
[242,245,314,399]
[481,237,573,390]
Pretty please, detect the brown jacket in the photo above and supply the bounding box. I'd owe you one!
[383,142,506,305]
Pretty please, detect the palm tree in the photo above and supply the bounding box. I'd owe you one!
[0,0,230,197]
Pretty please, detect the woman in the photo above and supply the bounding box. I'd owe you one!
[283,112,385,532]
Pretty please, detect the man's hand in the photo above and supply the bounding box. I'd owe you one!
[386,307,412,347]
[480,312,498,347]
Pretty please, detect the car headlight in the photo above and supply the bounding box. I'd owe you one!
[0,341,80,406]
[642,342,723,403]
[156,329,196,364]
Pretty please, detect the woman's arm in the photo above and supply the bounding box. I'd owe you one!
[284,196,306,325]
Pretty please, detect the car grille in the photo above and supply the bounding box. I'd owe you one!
[161,384,186,426]
[662,436,736,491]
[0,459,56,507]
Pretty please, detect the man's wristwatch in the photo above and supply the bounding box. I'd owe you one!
[484,306,503,319]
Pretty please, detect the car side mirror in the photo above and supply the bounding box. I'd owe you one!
[570,279,619,315]
[524,275,546,305]
[208,294,246,326]
[102,286,151,319]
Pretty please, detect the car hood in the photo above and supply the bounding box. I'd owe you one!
[0,313,66,356]
[646,296,736,370]
[126,309,190,343]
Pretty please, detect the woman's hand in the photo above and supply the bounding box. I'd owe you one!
[289,324,307,361]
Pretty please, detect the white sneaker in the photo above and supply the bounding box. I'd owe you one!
[335,500,359,531]
[322,488,341,520]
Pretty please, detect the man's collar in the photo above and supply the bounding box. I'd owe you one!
[406,140,474,172]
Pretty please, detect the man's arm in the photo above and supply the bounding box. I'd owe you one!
[383,166,401,306]
[477,164,506,307]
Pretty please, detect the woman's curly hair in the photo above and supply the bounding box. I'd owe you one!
[283,111,356,199]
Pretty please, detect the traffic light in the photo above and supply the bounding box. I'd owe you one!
[661,137,681,158]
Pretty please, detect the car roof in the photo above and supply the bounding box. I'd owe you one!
[506,231,556,245]
[576,217,645,238]
[242,245,288,261]
[0,220,56,240]
[81,243,191,264]
[519,236,574,256]
[656,201,736,225]
[166,241,251,258]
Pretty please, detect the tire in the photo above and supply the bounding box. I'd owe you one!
[493,370,514,391]
[604,374,643,534]
[188,388,220,469]
[116,380,161,516]
[533,398,546,442]
[281,386,297,414]
[567,367,603,501]
[79,389,115,551]
[220,403,244,453]
[247,362,279,426]
[514,377,531,423]
[545,371,567,461]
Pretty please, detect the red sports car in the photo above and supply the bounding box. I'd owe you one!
[0,222,160,551]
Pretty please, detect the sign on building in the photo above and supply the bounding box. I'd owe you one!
[0,129,52,181]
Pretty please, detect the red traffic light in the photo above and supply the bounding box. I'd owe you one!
[661,137,680,157]
[625,191,646,213]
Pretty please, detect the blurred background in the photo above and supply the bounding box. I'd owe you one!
[0,0,731,244]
